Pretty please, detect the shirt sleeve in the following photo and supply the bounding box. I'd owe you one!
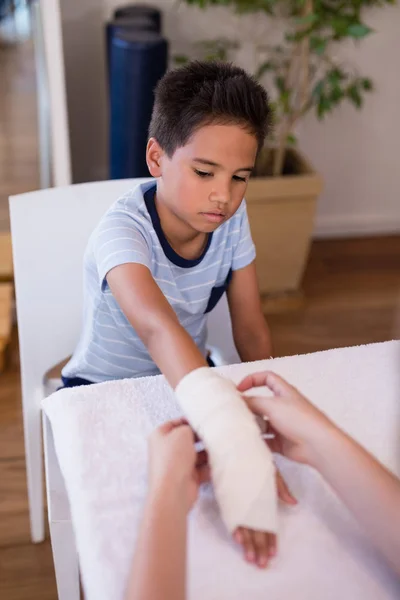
[231,199,256,271]
[92,207,152,291]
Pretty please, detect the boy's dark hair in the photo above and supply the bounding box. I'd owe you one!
[149,61,270,156]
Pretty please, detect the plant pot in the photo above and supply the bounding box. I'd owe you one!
[246,147,323,295]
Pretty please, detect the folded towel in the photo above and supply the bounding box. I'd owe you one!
[42,341,400,600]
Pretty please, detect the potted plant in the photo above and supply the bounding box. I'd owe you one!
[174,0,392,296]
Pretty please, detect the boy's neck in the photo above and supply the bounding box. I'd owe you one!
[154,191,208,261]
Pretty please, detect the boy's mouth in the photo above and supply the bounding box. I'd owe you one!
[200,211,226,224]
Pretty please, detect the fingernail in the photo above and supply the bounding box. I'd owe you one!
[246,551,255,563]
[258,557,268,568]
[234,531,243,544]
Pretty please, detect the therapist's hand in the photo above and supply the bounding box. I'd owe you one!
[148,419,210,512]
[238,371,338,468]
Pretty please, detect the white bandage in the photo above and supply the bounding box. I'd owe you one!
[175,367,278,533]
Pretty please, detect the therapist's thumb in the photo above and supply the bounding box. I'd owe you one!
[264,372,298,398]
[241,372,298,417]
[239,371,297,398]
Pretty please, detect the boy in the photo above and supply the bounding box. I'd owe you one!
[62,62,290,556]
[62,61,273,388]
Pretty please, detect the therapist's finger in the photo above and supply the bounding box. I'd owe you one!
[242,394,274,418]
[238,372,296,398]
[196,449,208,467]
[237,372,270,392]
[197,463,211,484]
[156,418,190,436]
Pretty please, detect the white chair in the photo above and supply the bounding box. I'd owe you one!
[9,178,240,547]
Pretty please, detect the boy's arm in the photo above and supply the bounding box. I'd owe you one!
[107,263,207,388]
[109,262,278,560]
[227,261,273,361]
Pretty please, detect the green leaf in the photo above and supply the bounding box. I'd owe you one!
[330,86,345,103]
[362,78,373,91]
[268,101,279,125]
[312,80,324,99]
[280,89,291,113]
[347,84,363,108]
[331,17,350,37]
[317,95,332,119]
[286,133,297,146]
[310,36,327,55]
[328,68,345,85]
[294,13,318,26]
[285,32,301,43]
[255,61,274,80]
[275,75,285,93]
[173,54,189,65]
[347,23,373,39]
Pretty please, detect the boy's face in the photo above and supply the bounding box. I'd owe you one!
[146,123,258,234]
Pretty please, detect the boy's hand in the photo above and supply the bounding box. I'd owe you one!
[148,419,210,512]
[232,469,296,569]
[234,527,276,569]
[238,371,337,467]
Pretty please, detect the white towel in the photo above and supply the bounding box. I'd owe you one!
[42,341,400,600]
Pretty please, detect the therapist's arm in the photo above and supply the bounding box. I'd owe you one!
[125,420,209,600]
[238,371,400,576]
[312,427,400,575]
[126,481,188,600]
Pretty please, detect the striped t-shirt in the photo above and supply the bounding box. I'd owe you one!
[62,180,256,383]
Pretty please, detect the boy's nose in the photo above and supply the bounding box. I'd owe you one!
[209,187,230,206]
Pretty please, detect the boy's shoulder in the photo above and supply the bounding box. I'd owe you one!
[107,180,154,217]
[92,180,155,237]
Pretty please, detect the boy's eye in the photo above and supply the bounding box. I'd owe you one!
[194,169,212,178]
[233,175,247,183]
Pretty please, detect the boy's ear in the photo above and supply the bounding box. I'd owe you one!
[146,138,164,177]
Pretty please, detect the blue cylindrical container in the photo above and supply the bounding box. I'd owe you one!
[113,4,162,32]
[109,29,168,178]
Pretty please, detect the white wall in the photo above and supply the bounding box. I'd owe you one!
[298,4,400,237]
[63,0,400,236]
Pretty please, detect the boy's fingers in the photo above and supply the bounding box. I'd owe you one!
[252,531,269,568]
[240,528,255,564]
[268,534,277,557]
[276,471,297,505]
[233,527,243,545]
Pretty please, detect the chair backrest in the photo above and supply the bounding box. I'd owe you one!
[10,179,149,392]
[10,178,239,400]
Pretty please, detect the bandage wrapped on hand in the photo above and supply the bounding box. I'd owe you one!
[175,367,278,534]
